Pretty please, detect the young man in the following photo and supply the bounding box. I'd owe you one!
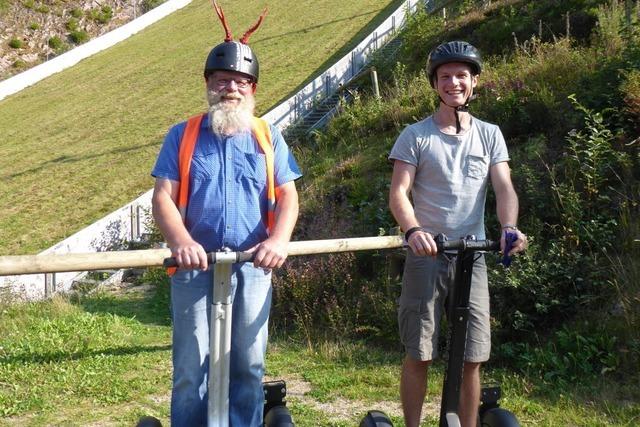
[151,4,301,425]
[388,41,527,427]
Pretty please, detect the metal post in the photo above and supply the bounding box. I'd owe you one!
[371,69,380,99]
[44,273,55,297]
[325,74,331,98]
[351,51,357,78]
[208,261,233,427]
[130,204,140,241]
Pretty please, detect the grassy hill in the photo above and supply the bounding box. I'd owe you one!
[1,1,639,425]
[0,0,403,255]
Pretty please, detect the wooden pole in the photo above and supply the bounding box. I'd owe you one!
[0,236,404,276]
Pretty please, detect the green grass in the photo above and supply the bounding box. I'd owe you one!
[1,278,638,426]
[0,0,403,255]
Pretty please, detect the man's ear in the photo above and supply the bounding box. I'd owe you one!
[251,82,257,94]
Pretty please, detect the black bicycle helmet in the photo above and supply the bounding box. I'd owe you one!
[427,41,482,88]
[204,1,266,82]
[204,41,259,82]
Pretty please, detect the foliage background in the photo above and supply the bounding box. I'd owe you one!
[273,0,640,389]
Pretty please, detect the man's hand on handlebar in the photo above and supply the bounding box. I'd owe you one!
[501,228,527,256]
[171,238,209,271]
[407,229,438,257]
[247,237,289,269]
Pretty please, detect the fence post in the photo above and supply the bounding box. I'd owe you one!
[351,51,357,78]
[325,74,331,98]
[371,69,380,99]
[130,204,140,241]
[44,273,55,297]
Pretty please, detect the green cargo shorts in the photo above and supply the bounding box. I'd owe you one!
[397,250,491,363]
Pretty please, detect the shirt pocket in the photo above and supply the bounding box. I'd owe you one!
[237,152,267,186]
[465,154,489,180]
[191,148,221,180]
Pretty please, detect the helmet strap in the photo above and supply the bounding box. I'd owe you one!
[438,91,475,134]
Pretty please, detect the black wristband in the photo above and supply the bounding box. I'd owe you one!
[404,226,425,242]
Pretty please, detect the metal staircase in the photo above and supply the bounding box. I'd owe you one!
[285,36,404,143]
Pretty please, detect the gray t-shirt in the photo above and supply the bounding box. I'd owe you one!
[389,115,509,240]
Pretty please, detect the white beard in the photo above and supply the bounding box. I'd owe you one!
[207,90,255,136]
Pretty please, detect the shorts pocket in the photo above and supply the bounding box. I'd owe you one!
[398,298,434,350]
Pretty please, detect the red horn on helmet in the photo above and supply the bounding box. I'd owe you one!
[240,7,268,44]
[212,0,233,42]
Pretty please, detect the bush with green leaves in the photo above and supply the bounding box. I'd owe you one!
[498,325,619,385]
[48,35,63,50]
[69,29,89,44]
[12,59,27,68]
[88,5,113,24]
[8,37,23,49]
[65,17,79,31]
[142,0,166,13]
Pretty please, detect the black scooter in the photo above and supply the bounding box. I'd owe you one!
[361,233,520,427]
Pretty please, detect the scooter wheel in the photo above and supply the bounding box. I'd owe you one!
[135,416,163,427]
[359,410,393,427]
[480,407,520,427]
[264,404,295,427]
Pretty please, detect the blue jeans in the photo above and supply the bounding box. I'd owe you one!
[170,263,272,427]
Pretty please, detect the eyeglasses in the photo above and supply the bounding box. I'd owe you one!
[213,77,253,89]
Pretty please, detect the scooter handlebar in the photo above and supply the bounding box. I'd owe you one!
[162,251,254,268]
[435,234,500,253]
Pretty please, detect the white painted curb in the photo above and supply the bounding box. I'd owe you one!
[0,0,193,101]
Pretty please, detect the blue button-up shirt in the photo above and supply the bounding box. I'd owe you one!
[152,115,302,252]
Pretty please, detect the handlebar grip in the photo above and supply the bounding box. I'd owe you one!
[162,251,254,268]
[163,257,178,268]
[434,233,500,252]
[236,252,254,262]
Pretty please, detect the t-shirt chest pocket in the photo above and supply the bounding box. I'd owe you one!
[235,152,267,186]
[465,154,489,180]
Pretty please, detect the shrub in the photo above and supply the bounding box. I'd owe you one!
[142,0,166,13]
[70,7,82,18]
[12,59,27,68]
[48,35,63,50]
[35,4,49,13]
[69,30,89,44]
[88,5,113,24]
[620,68,640,126]
[499,325,619,385]
[29,22,40,30]
[8,38,23,49]
[65,18,79,31]
[22,0,34,9]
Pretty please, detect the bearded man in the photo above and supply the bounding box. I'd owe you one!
[150,6,301,425]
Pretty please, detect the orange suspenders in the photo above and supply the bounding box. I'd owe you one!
[176,113,276,231]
